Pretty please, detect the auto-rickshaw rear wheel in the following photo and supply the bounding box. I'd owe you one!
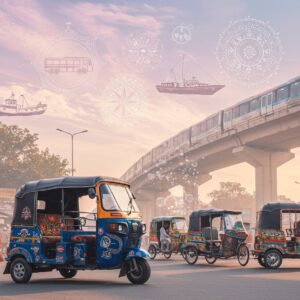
[184,246,198,265]
[59,268,78,278]
[148,245,157,260]
[10,257,32,284]
[205,256,217,264]
[163,251,172,259]
[263,249,282,269]
[257,255,266,268]
[127,258,151,285]
[237,243,250,266]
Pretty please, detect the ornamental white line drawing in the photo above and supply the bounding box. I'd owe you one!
[171,24,193,45]
[216,17,283,86]
[123,31,162,73]
[33,23,101,94]
[100,74,148,127]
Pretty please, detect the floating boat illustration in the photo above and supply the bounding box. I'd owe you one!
[156,55,225,95]
[0,93,47,117]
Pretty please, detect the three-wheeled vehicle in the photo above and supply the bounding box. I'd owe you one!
[148,216,187,259]
[184,209,249,266]
[4,176,151,284]
[253,202,300,269]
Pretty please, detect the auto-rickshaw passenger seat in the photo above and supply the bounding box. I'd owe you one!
[37,214,62,243]
[202,227,218,240]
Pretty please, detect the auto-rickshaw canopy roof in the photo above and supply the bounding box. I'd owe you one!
[189,209,241,219]
[259,202,300,230]
[151,216,185,223]
[16,176,128,198]
[188,209,242,232]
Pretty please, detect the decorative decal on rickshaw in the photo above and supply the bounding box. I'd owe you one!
[57,245,65,253]
[100,236,111,248]
[19,229,30,238]
[56,255,64,263]
[21,206,32,220]
[31,246,40,262]
[98,228,104,235]
[100,233,123,260]
[73,247,81,258]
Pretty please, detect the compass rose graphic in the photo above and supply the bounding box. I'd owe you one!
[101,74,148,127]
[111,88,136,117]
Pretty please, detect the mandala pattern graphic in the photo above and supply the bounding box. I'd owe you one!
[216,17,283,85]
[123,32,162,72]
[171,24,193,45]
[101,74,147,127]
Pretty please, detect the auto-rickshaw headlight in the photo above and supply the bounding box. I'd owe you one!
[142,223,147,234]
[108,222,128,235]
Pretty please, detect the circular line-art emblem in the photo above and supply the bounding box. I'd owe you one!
[100,74,148,127]
[123,31,162,73]
[33,24,101,94]
[216,17,283,85]
[171,24,193,45]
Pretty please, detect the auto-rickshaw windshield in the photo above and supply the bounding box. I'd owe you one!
[225,214,246,232]
[172,218,187,231]
[100,184,140,212]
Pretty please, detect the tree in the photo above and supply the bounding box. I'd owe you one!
[0,122,70,188]
[207,182,255,222]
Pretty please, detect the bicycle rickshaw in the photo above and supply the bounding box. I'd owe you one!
[4,176,151,284]
[148,216,187,259]
[184,209,250,266]
[253,202,300,269]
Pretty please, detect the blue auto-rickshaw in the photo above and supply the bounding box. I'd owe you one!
[4,176,150,284]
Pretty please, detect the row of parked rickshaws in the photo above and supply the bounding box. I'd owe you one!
[148,203,300,269]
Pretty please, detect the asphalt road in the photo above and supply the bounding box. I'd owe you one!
[1,257,300,300]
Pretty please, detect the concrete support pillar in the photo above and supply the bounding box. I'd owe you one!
[233,146,295,211]
[182,174,212,211]
[134,189,170,227]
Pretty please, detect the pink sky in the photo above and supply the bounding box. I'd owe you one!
[1,0,300,202]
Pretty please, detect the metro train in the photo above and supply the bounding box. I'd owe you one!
[123,75,300,181]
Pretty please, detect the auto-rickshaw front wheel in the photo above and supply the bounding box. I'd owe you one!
[237,243,250,266]
[148,245,157,260]
[10,257,32,284]
[184,246,198,265]
[59,268,78,278]
[257,255,266,268]
[127,258,151,284]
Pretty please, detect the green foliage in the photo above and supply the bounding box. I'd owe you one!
[0,122,70,188]
[207,182,254,210]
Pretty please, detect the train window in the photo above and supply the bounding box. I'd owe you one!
[261,96,267,107]
[290,82,300,98]
[224,112,228,123]
[276,86,289,103]
[213,115,218,127]
[240,102,250,116]
[233,106,240,119]
[207,118,214,130]
[250,98,260,111]
[268,94,272,105]
[200,122,206,132]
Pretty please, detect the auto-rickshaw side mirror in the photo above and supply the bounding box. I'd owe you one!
[88,188,97,199]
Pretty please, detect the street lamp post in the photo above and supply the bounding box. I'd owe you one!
[56,128,88,176]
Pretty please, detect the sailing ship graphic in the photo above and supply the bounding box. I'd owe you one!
[156,55,225,95]
[0,92,47,117]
